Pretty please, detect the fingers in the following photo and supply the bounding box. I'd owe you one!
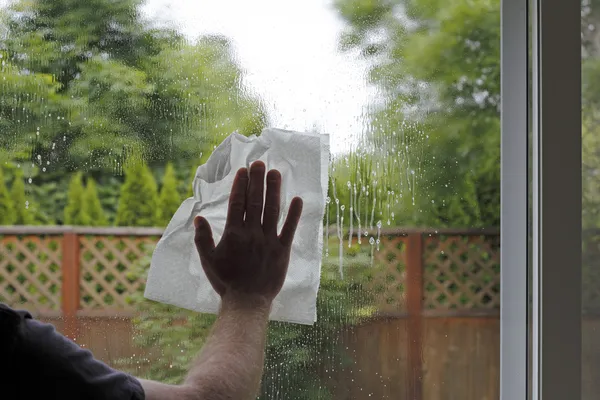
[225,167,249,229]
[279,197,303,247]
[262,169,281,236]
[194,216,216,257]
[244,161,266,227]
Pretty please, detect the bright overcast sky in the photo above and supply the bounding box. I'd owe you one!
[1,0,375,153]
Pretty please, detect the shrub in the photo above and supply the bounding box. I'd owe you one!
[116,161,159,227]
[64,172,88,225]
[83,178,109,226]
[0,167,15,225]
[157,163,181,227]
[11,169,34,225]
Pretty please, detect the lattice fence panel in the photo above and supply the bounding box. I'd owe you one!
[0,235,62,310]
[583,231,600,313]
[423,235,500,310]
[79,235,158,310]
[368,235,408,313]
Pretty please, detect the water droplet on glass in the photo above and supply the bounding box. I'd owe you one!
[341,205,345,211]
[325,197,331,204]
[369,237,375,245]
[28,178,32,184]
[376,221,382,228]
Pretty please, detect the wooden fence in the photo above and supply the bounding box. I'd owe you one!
[0,225,507,399]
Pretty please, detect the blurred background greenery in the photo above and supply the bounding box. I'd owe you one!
[0,0,508,229]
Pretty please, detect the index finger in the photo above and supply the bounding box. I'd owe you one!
[226,167,249,228]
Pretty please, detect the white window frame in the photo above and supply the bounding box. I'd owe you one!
[501,0,582,399]
[500,0,528,398]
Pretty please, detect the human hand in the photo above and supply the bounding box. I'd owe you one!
[193,161,303,305]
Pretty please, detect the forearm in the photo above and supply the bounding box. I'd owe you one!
[183,294,271,400]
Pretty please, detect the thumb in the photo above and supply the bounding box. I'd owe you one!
[194,216,216,258]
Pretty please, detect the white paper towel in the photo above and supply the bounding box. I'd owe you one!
[144,128,330,325]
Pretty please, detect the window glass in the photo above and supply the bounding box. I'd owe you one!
[0,0,500,398]
[582,1,600,397]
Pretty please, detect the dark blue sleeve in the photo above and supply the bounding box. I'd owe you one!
[1,304,145,400]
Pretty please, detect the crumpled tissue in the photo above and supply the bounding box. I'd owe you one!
[144,128,330,325]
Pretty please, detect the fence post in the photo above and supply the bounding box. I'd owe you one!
[61,231,80,340]
[406,233,424,400]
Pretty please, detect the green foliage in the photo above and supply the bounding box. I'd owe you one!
[1,0,265,170]
[83,179,109,226]
[93,175,125,225]
[582,0,600,230]
[116,162,159,227]
[123,247,375,398]
[335,0,501,227]
[1,0,266,222]
[5,0,166,91]
[0,168,16,225]
[0,0,267,226]
[327,151,398,229]
[157,163,181,227]
[10,170,35,225]
[0,52,63,164]
[64,173,88,225]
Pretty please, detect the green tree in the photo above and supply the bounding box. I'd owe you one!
[116,161,159,227]
[0,168,16,225]
[157,163,181,227]
[11,170,34,225]
[4,0,167,91]
[83,179,109,226]
[0,51,62,164]
[139,37,266,163]
[64,172,88,225]
[1,0,267,226]
[2,1,265,169]
[335,0,501,227]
